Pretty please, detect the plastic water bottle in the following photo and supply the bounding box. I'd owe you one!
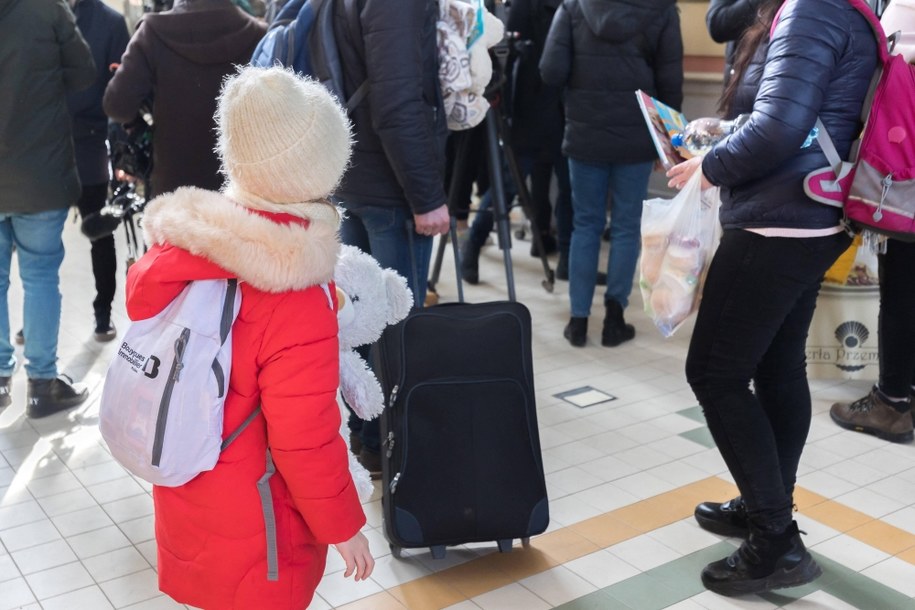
[671,114,749,157]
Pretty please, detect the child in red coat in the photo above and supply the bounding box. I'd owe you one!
[125,66,374,609]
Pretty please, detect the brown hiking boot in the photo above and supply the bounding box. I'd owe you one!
[830,389,914,443]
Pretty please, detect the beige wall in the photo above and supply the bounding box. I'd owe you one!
[679,1,726,56]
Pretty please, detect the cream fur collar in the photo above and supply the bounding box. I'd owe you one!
[141,187,340,293]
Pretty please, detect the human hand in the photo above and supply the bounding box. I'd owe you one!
[413,204,450,236]
[666,156,712,190]
[333,532,374,581]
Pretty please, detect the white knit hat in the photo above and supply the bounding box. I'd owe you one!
[215,66,353,205]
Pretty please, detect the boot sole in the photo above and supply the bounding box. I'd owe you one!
[694,512,749,538]
[830,410,914,443]
[702,553,822,596]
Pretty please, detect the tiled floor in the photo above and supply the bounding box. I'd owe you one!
[1,200,915,610]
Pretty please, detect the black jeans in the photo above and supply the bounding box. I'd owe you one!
[686,229,851,531]
[878,239,915,398]
[76,183,117,326]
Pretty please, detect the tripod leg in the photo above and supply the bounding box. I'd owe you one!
[430,130,474,296]
[483,108,516,302]
[494,112,555,293]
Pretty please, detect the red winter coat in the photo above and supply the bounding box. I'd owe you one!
[126,187,365,610]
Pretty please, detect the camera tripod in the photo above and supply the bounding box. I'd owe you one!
[427,17,556,301]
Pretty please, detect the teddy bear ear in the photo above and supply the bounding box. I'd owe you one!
[383,270,413,324]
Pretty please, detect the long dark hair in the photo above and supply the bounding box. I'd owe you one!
[719,0,783,116]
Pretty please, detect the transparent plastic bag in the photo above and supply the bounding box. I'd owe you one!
[639,171,721,337]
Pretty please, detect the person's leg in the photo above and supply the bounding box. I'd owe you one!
[553,152,573,260]
[12,209,68,379]
[603,161,653,309]
[686,230,850,530]
[0,216,15,385]
[877,239,915,398]
[567,158,611,319]
[527,154,556,256]
[76,183,117,337]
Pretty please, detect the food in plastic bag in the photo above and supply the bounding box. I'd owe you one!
[639,170,721,337]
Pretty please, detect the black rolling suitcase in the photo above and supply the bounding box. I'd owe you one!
[374,240,549,558]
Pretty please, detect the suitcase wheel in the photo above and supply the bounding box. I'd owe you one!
[390,544,404,559]
[497,539,513,553]
[521,537,531,549]
[430,545,447,560]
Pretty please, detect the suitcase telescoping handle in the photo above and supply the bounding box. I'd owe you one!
[406,217,465,305]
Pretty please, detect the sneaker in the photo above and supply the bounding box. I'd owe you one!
[14,329,23,345]
[357,447,382,480]
[0,376,10,408]
[694,496,749,538]
[26,375,88,418]
[830,388,914,443]
[701,521,821,596]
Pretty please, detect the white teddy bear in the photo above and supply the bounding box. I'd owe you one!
[334,245,413,500]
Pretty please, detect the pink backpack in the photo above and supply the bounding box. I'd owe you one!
[803,0,915,241]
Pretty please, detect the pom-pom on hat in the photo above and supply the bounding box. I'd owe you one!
[215,66,353,205]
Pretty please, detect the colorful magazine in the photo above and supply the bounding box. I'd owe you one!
[635,90,688,170]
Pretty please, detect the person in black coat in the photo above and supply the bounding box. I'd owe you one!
[540,0,683,348]
[67,0,130,341]
[333,0,450,476]
[665,0,877,595]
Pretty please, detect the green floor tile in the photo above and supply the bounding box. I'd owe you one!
[679,425,716,448]
[554,542,915,609]
[676,405,706,424]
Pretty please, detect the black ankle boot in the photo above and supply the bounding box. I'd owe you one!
[694,496,749,538]
[701,521,821,596]
[601,300,635,347]
[460,241,481,285]
[26,375,88,418]
[564,317,587,347]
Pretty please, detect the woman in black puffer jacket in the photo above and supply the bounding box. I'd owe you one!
[665,0,876,596]
[540,0,683,349]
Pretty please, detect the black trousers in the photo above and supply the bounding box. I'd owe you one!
[878,239,915,397]
[76,182,116,325]
[686,229,851,531]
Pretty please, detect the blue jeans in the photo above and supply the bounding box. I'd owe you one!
[340,204,433,453]
[568,158,652,317]
[686,229,851,531]
[0,209,68,379]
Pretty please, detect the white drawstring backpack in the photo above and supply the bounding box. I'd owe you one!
[99,279,250,487]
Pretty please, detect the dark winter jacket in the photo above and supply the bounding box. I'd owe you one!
[103,0,266,198]
[333,0,448,215]
[0,0,95,213]
[68,0,130,186]
[722,38,768,120]
[539,0,683,164]
[706,0,764,87]
[702,0,877,231]
[508,0,564,155]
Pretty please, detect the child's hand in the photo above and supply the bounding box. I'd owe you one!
[334,532,374,581]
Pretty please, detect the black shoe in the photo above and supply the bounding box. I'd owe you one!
[94,321,117,343]
[14,329,23,345]
[357,447,382,480]
[601,300,635,347]
[460,241,481,285]
[0,376,10,408]
[564,317,588,347]
[701,521,822,596]
[695,496,750,538]
[26,375,88,418]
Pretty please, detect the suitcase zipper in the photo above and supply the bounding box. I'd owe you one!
[389,472,401,494]
[383,431,395,458]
